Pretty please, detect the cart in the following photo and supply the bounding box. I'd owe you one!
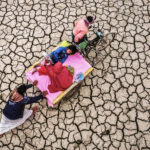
[25,41,93,107]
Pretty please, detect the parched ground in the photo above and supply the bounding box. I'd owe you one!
[0,0,150,149]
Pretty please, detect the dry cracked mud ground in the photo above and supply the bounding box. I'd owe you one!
[0,0,150,149]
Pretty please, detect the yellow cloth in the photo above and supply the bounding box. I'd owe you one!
[58,40,70,47]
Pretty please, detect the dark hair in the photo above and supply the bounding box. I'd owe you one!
[68,45,77,55]
[17,84,27,95]
[87,16,94,23]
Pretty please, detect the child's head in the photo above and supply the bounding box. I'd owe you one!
[67,45,77,55]
[86,16,95,24]
[17,84,27,95]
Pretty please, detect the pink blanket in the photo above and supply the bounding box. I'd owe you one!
[26,53,91,106]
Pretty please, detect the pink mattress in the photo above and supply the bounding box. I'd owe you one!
[26,53,91,106]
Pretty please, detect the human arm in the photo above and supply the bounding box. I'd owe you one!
[22,91,48,104]
[32,61,46,75]
[22,95,43,104]
[25,84,33,90]
[60,55,68,64]
[74,31,86,43]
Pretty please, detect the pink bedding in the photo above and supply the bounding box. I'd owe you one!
[26,53,91,106]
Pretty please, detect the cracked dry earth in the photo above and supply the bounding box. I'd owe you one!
[0,0,150,150]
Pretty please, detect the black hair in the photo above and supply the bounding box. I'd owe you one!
[17,84,27,95]
[68,45,77,55]
[87,16,94,23]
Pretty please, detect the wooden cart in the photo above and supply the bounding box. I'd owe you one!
[25,41,93,106]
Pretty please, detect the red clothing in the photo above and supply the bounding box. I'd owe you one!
[38,61,73,93]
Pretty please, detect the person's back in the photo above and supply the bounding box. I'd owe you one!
[3,84,44,120]
[3,99,25,120]
[73,19,89,42]
[72,16,95,44]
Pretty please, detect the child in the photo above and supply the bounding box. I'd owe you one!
[72,16,95,44]
[32,45,77,74]
[0,81,48,137]
[49,45,77,64]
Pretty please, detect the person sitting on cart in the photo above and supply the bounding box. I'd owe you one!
[32,45,77,74]
[0,82,48,137]
[72,16,95,44]
[49,45,77,64]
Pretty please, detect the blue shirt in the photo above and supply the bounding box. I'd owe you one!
[49,47,68,64]
[3,84,43,120]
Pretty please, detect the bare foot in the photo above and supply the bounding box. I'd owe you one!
[32,106,39,115]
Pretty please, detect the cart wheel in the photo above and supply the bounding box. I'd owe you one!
[89,32,115,66]
[95,32,115,52]
[63,81,83,101]
[84,42,97,64]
